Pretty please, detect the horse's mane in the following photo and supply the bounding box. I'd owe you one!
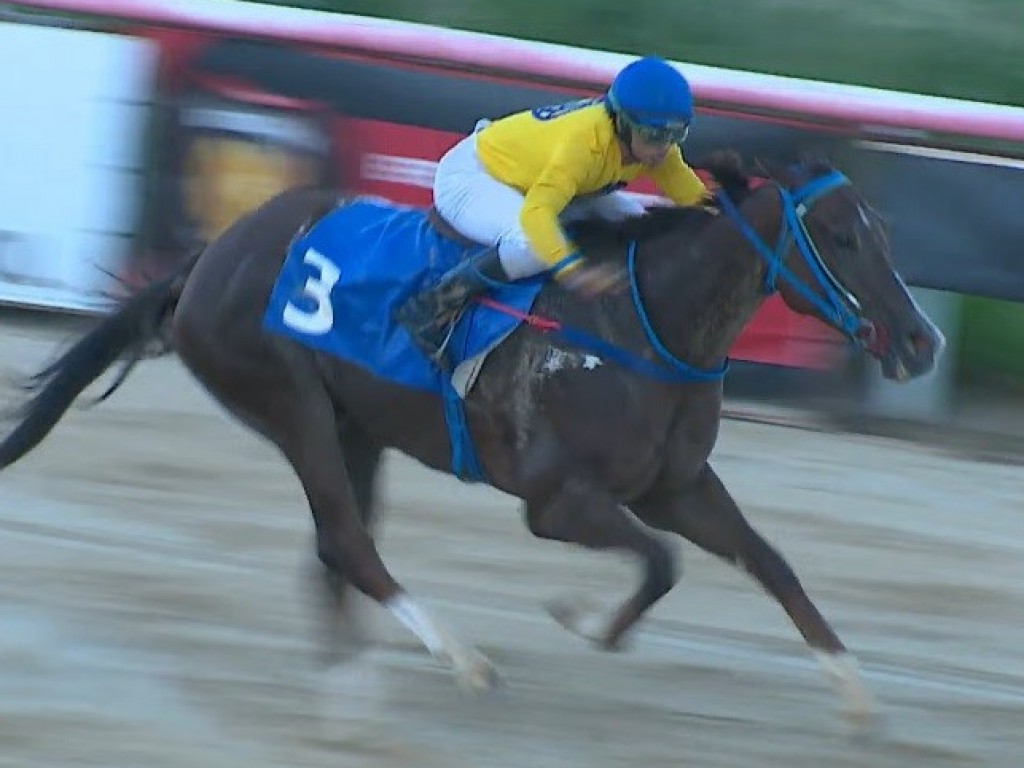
[564,150,754,253]
[564,150,836,256]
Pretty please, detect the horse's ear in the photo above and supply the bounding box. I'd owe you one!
[696,149,749,198]
[767,153,834,187]
[699,149,743,176]
[799,152,836,179]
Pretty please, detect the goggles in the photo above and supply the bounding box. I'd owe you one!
[631,120,690,145]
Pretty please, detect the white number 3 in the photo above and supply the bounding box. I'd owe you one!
[282,248,341,335]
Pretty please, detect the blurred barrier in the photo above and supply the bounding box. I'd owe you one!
[176,94,330,243]
[2,0,1023,414]
[0,19,155,312]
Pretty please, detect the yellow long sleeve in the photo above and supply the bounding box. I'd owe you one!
[518,136,596,272]
[650,146,710,207]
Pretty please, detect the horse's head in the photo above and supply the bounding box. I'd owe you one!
[717,156,945,382]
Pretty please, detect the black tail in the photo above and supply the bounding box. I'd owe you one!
[0,256,197,470]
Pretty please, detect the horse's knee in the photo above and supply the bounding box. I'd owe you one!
[523,497,575,542]
[315,527,397,603]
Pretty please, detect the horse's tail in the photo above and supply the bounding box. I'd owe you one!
[0,252,200,470]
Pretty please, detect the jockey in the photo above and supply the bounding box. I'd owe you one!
[396,55,712,362]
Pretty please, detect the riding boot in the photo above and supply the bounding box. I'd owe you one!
[396,245,510,364]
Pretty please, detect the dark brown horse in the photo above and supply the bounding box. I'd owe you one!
[0,152,942,726]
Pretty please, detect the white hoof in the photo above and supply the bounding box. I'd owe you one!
[449,646,502,694]
[544,595,610,646]
[385,592,501,694]
[814,651,883,733]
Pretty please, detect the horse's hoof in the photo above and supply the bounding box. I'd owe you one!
[544,596,608,646]
[597,631,633,654]
[842,703,887,742]
[814,650,884,737]
[453,648,502,695]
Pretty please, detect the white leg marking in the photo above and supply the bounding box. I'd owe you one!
[386,592,500,693]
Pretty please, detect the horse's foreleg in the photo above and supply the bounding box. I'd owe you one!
[631,464,879,726]
[525,482,678,650]
[198,355,498,692]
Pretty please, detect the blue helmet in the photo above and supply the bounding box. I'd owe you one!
[607,56,693,143]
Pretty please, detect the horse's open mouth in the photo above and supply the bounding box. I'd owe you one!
[864,320,945,382]
[859,321,912,381]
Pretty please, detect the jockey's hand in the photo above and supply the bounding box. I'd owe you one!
[560,261,626,298]
[700,187,721,215]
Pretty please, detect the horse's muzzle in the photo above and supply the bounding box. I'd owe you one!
[873,318,946,382]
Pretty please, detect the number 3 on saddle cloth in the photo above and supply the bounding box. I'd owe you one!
[262,197,546,483]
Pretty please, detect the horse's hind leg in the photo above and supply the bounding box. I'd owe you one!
[631,464,878,725]
[524,481,678,650]
[282,386,498,691]
[311,418,383,662]
[175,335,498,691]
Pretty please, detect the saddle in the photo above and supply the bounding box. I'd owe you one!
[427,206,485,250]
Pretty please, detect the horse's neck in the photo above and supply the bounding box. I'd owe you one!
[637,208,777,368]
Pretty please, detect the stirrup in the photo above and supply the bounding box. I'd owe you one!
[399,246,507,366]
[401,299,463,365]
[430,315,461,367]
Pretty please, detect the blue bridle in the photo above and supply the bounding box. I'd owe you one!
[715,170,865,339]
[512,170,865,389]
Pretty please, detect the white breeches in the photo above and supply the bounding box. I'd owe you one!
[432,127,646,279]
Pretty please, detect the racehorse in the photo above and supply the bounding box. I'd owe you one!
[0,151,943,726]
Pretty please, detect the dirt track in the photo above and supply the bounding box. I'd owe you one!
[0,321,1022,768]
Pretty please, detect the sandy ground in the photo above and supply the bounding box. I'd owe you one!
[0,320,1022,768]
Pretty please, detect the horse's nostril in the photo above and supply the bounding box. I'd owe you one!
[908,331,930,357]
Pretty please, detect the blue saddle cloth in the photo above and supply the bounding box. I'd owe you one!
[262,197,545,480]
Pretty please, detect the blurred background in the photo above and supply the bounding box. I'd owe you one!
[260,0,1024,436]
[301,0,1024,104]
[2,0,1023,440]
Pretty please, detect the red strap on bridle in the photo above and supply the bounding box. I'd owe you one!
[476,297,562,332]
